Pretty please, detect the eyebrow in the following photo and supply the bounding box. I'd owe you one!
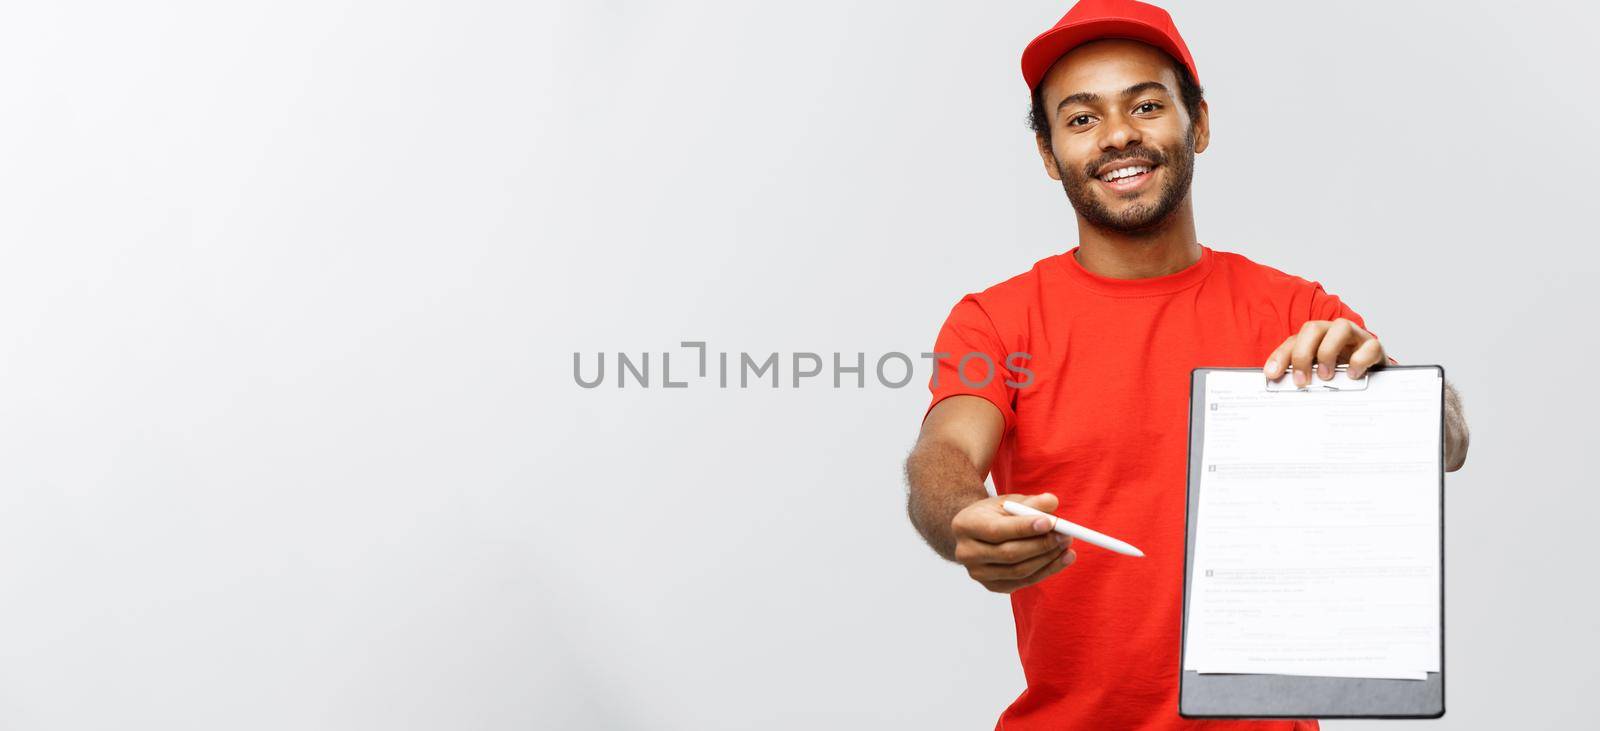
[1055,81,1173,115]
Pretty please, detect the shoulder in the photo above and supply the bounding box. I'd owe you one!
[1210,247,1361,326]
[964,252,1067,308]
[936,253,1066,339]
[1210,247,1324,294]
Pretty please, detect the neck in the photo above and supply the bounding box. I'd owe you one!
[1072,197,1201,279]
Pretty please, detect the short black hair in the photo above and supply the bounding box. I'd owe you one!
[1028,53,1204,143]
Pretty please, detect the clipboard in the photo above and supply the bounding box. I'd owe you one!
[1179,364,1446,719]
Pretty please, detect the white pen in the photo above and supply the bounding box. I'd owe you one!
[1001,501,1145,558]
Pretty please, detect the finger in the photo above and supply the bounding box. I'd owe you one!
[1316,319,1370,380]
[1345,338,1385,379]
[977,532,1070,566]
[1263,336,1296,380]
[957,533,1061,567]
[957,511,1055,544]
[974,542,1066,582]
[960,492,1059,543]
[1017,492,1059,514]
[1313,319,1356,380]
[1289,321,1329,387]
[986,548,1077,593]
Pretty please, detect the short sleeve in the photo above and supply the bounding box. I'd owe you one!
[1308,284,1399,365]
[924,296,1018,434]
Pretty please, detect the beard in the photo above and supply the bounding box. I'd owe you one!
[1057,127,1195,235]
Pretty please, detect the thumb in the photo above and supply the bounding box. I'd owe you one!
[1021,492,1059,513]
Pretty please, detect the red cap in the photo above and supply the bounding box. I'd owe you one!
[1021,0,1199,92]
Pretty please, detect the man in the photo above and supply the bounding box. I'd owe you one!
[902,1,1471,729]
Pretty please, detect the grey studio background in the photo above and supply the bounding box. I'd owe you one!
[0,1,1592,729]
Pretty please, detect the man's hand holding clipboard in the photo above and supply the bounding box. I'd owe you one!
[1262,317,1391,385]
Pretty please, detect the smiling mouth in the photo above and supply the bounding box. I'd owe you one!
[1096,163,1158,192]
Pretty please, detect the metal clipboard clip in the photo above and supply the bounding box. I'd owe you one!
[1264,363,1371,392]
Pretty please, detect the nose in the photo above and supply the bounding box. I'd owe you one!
[1098,112,1141,151]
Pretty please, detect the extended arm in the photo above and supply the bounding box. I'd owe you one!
[1444,380,1469,472]
[905,395,1003,561]
[905,396,1075,593]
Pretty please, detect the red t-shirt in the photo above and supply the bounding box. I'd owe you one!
[926,244,1383,731]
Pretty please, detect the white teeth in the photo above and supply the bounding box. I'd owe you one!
[1101,165,1152,182]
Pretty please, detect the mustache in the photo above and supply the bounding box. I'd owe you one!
[1082,147,1169,180]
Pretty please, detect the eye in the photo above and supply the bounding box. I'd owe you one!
[1134,101,1162,114]
[1066,114,1095,127]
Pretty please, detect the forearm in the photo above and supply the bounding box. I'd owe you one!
[905,439,989,562]
[1444,379,1470,471]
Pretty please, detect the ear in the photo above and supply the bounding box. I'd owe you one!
[1035,133,1063,182]
[1191,99,1210,154]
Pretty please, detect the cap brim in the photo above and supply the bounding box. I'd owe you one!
[1021,18,1195,91]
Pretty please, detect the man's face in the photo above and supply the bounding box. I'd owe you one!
[1035,39,1209,234]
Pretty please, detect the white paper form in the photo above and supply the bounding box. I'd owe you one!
[1183,369,1442,681]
